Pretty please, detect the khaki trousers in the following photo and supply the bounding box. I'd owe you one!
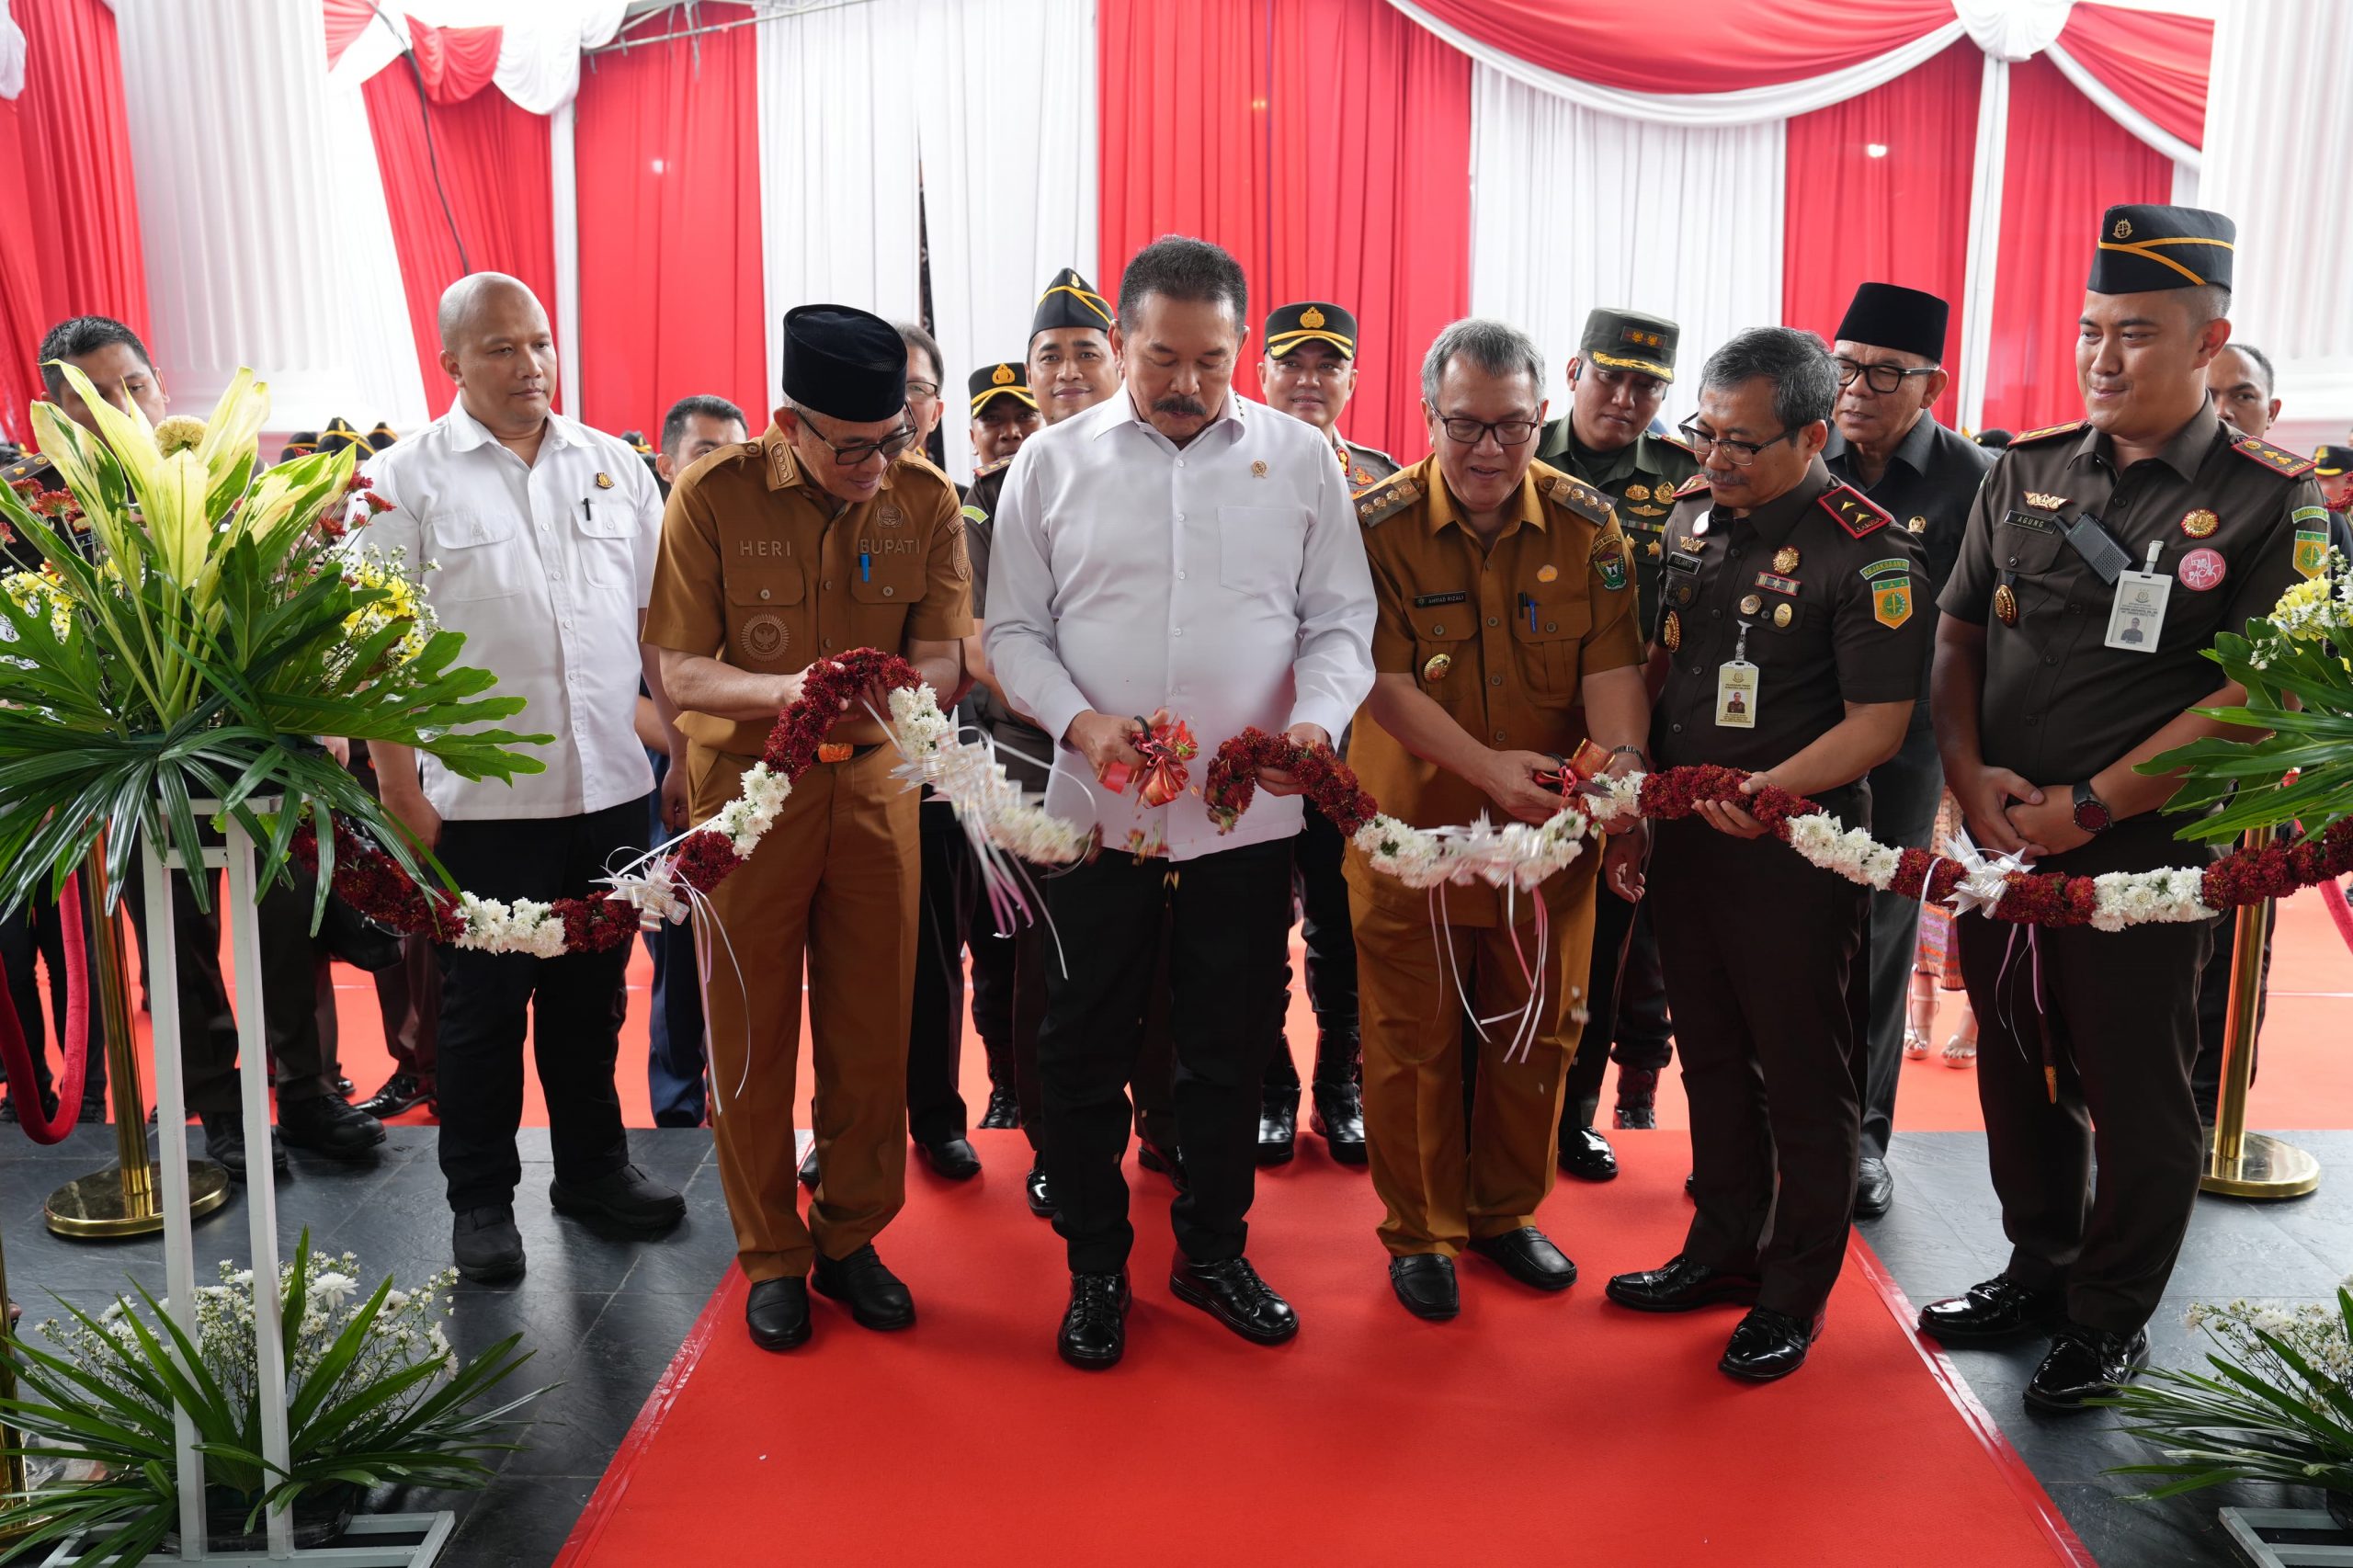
[689,742,919,1282]
[1353,858,1599,1256]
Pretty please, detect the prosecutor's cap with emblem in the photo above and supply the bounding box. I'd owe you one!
[1580,308,1679,383]
[1031,267,1114,338]
[2088,204,2236,293]
[969,361,1038,415]
[2313,445,2353,478]
[782,303,908,423]
[1265,301,1358,361]
[1836,282,1949,361]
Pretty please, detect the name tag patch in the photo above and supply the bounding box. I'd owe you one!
[1413,591,1469,608]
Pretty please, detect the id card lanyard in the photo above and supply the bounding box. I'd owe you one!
[1716,619,1758,728]
[2103,540,2172,653]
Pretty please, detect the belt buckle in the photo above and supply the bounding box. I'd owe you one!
[817,742,854,765]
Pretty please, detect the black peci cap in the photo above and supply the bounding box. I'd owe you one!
[1835,282,1949,362]
[782,303,908,423]
[2088,205,2236,294]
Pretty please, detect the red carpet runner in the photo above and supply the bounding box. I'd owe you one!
[555,1136,2090,1567]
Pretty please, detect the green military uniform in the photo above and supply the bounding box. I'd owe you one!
[1534,308,1701,633]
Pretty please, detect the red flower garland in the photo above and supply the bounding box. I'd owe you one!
[295,649,919,954]
[1202,727,1378,835]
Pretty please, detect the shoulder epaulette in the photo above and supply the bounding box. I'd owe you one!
[972,455,1013,478]
[2008,418,2089,447]
[2227,430,2317,480]
[1,452,57,489]
[1819,483,1892,540]
[1347,441,1398,469]
[896,447,951,486]
[1533,463,1610,527]
[1648,429,1697,457]
[1671,472,1711,500]
[1355,472,1423,528]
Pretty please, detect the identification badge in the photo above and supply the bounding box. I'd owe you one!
[2103,542,2171,653]
[1715,661,1758,728]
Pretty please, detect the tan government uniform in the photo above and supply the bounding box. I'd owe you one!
[643,429,972,1282]
[1346,458,1644,1256]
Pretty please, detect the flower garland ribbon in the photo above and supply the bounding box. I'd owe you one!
[296,649,1090,957]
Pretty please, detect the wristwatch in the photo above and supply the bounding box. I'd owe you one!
[2071,781,2113,835]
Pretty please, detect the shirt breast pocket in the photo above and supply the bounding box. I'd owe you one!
[429,511,521,605]
[1513,598,1593,706]
[726,564,804,668]
[576,498,638,590]
[1411,610,1475,709]
[1996,520,2067,577]
[1218,505,1303,597]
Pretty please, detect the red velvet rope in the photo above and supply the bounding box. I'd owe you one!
[0,874,94,1144]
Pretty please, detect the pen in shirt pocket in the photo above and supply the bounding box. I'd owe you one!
[860,550,871,583]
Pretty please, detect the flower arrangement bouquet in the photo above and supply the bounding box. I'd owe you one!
[0,363,549,925]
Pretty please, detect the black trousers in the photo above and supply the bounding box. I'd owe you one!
[1855,718,1945,1160]
[2191,907,2269,1123]
[349,740,440,1090]
[1559,886,1673,1126]
[968,866,1021,1096]
[1039,837,1292,1274]
[0,889,106,1108]
[432,800,640,1211]
[1263,801,1361,1091]
[124,864,335,1116]
[1961,813,2212,1335]
[1650,796,1870,1320]
[906,802,977,1144]
[1006,882,1179,1161]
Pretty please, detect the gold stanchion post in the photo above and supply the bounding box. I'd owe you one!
[44,836,232,1238]
[2201,823,2322,1199]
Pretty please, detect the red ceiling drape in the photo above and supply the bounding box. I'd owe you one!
[1980,55,2171,434]
[574,5,767,438]
[0,0,151,443]
[1782,39,1978,422]
[362,66,557,417]
[2056,2,2211,150]
[1098,0,1471,464]
[1388,0,1955,92]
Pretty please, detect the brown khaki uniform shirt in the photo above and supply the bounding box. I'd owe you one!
[1938,403,2320,785]
[1650,458,1927,777]
[643,426,973,756]
[1344,456,1645,925]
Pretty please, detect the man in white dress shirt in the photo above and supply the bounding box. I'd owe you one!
[358,273,687,1284]
[987,236,1377,1369]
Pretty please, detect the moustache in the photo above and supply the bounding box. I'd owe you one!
[1152,395,1209,416]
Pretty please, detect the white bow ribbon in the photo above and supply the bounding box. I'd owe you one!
[1945,825,2035,918]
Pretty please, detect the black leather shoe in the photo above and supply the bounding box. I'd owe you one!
[278,1094,386,1161]
[1854,1155,1895,1219]
[1613,1066,1660,1131]
[745,1277,811,1351]
[80,1096,108,1124]
[915,1137,982,1180]
[797,1142,819,1190]
[1605,1255,1763,1313]
[551,1163,686,1233]
[451,1205,524,1283]
[1170,1254,1297,1345]
[812,1244,915,1331]
[200,1112,286,1179]
[979,1086,1021,1131]
[1558,1124,1619,1182]
[355,1073,433,1119]
[334,1076,355,1097]
[1721,1305,1824,1381]
[1137,1140,1188,1193]
[1917,1274,2064,1345]
[1469,1227,1578,1291]
[1310,1082,1368,1165]
[1025,1162,1055,1218]
[2026,1324,2148,1412]
[1057,1272,1131,1369]
[1256,1090,1298,1165]
[1389,1254,1459,1321]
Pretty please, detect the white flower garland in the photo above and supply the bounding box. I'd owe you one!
[1352,805,1597,892]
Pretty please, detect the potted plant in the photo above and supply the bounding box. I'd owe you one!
[2106,1290,2353,1528]
[0,1232,545,1560]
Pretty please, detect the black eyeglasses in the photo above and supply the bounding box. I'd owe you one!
[1834,357,1939,394]
[904,380,941,402]
[1433,412,1540,449]
[1677,419,1802,468]
[801,407,916,466]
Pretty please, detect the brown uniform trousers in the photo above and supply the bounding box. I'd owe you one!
[1346,456,1643,1256]
[691,743,920,1282]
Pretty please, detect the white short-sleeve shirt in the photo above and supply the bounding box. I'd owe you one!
[353,405,662,821]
